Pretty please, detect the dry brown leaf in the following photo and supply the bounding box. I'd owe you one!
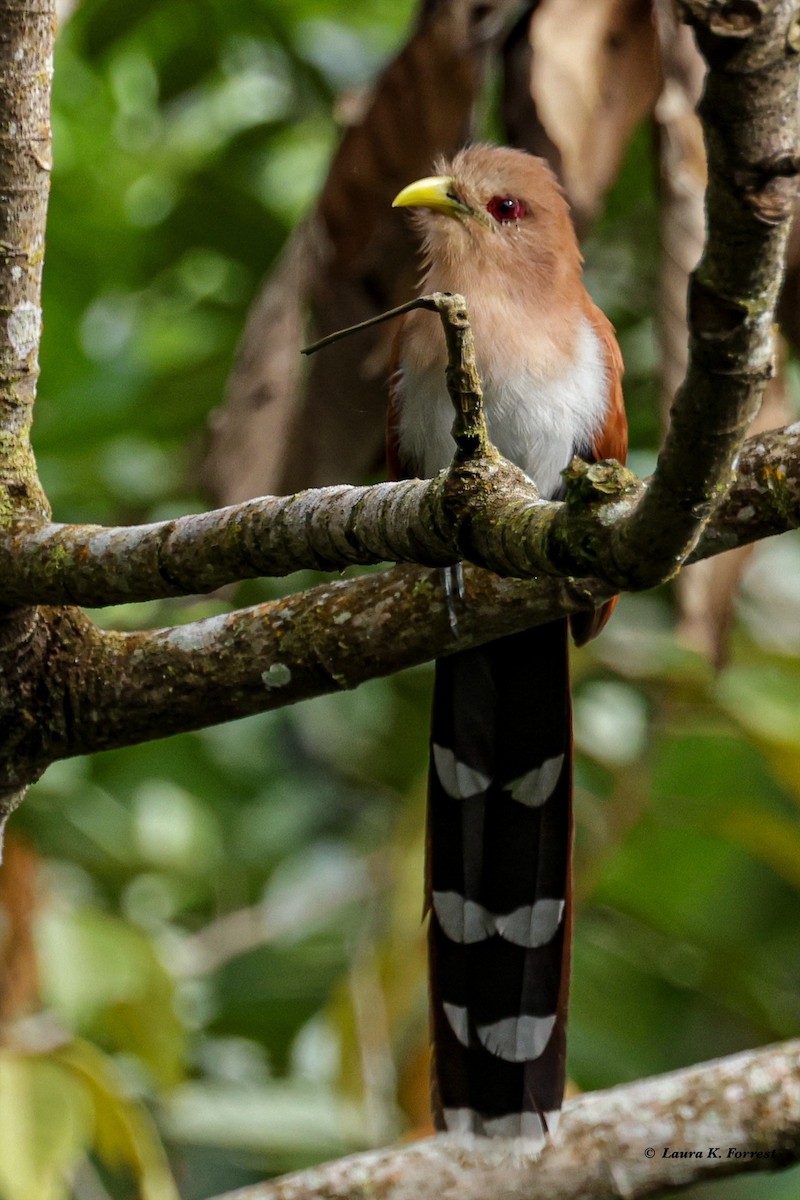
[654,4,793,667]
[777,204,800,354]
[0,835,39,1026]
[501,5,563,183]
[655,4,734,668]
[524,0,661,229]
[675,366,792,667]
[654,1,706,414]
[205,0,520,503]
[397,1041,434,1134]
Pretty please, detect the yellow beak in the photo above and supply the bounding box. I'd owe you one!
[392,175,468,218]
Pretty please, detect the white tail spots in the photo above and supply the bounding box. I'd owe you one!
[444,1000,557,1062]
[494,898,564,947]
[433,892,493,943]
[433,891,564,948]
[443,1001,471,1048]
[441,1107,549,1146]
[477,1013,557,1063]
[505,754,564,807]
[483,1109,548,1144]
[543,1108,561,1139]
[441,1106,476,1134]
[433,744,491,799]
[442,564,465,637]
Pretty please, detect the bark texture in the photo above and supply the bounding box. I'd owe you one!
[0,2,799,1193]
[0,0,55,818]
[211,1039,800,1200]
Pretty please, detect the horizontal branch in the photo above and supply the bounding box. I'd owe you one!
[2,422,798,788]
[0,478,450,606]
[1,559,604,790]
[3,6,800,794]
[211,1039,800,1200]
[0,424,797,608]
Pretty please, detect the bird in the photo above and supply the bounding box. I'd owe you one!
[388,144,627,1142]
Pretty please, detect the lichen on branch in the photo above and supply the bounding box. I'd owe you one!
[206,1038,800,1200]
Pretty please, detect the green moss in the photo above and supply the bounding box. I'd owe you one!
[410,577,436,601]
[0,425,51,522]
[47,540,71,570]
[761,462,795,520]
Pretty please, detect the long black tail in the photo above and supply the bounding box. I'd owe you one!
[426,619,573,1141]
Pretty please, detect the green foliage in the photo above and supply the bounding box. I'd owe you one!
[0,1042,178,1200]
[8,1,800,1197]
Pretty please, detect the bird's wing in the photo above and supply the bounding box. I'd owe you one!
[570,303,628,647]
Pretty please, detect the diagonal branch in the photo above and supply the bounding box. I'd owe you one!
[613,0,800,584]
[1,276,799,610]
[3,419,798,789]
[208,1039,800,1200]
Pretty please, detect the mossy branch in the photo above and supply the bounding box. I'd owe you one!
[2,1,800,808]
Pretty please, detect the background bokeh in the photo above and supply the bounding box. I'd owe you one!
[4,1,800,1197]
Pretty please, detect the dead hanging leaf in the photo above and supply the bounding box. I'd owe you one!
[0,835,39,1026]
[675,365,792,668]
[204,0,521,504]
[654,0,707,419]
[502,5,563,187]
[653,4,793,669]
[515,0,661,230]
[777,202,800,355]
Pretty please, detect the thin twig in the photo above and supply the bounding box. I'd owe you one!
[301,294,443,355]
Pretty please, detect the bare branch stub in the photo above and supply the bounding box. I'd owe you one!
[432,291,492,456]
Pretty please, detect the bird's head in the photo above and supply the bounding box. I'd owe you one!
[392,144,580,289]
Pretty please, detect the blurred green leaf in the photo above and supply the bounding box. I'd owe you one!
[0,1052,93,1200]
[37,908,185,1087]
[718,661,800,749]
[721,809,800,890]
[55,1040,179,1200]
[163,1078,367,1163]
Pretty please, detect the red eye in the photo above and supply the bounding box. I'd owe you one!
[486,195,527,223]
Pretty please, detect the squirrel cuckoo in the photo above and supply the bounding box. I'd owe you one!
[388,145,627,1141]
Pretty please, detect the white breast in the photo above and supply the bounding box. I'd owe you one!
[396,315,610,500]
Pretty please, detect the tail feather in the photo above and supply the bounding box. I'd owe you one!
[427,620,573,1139]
